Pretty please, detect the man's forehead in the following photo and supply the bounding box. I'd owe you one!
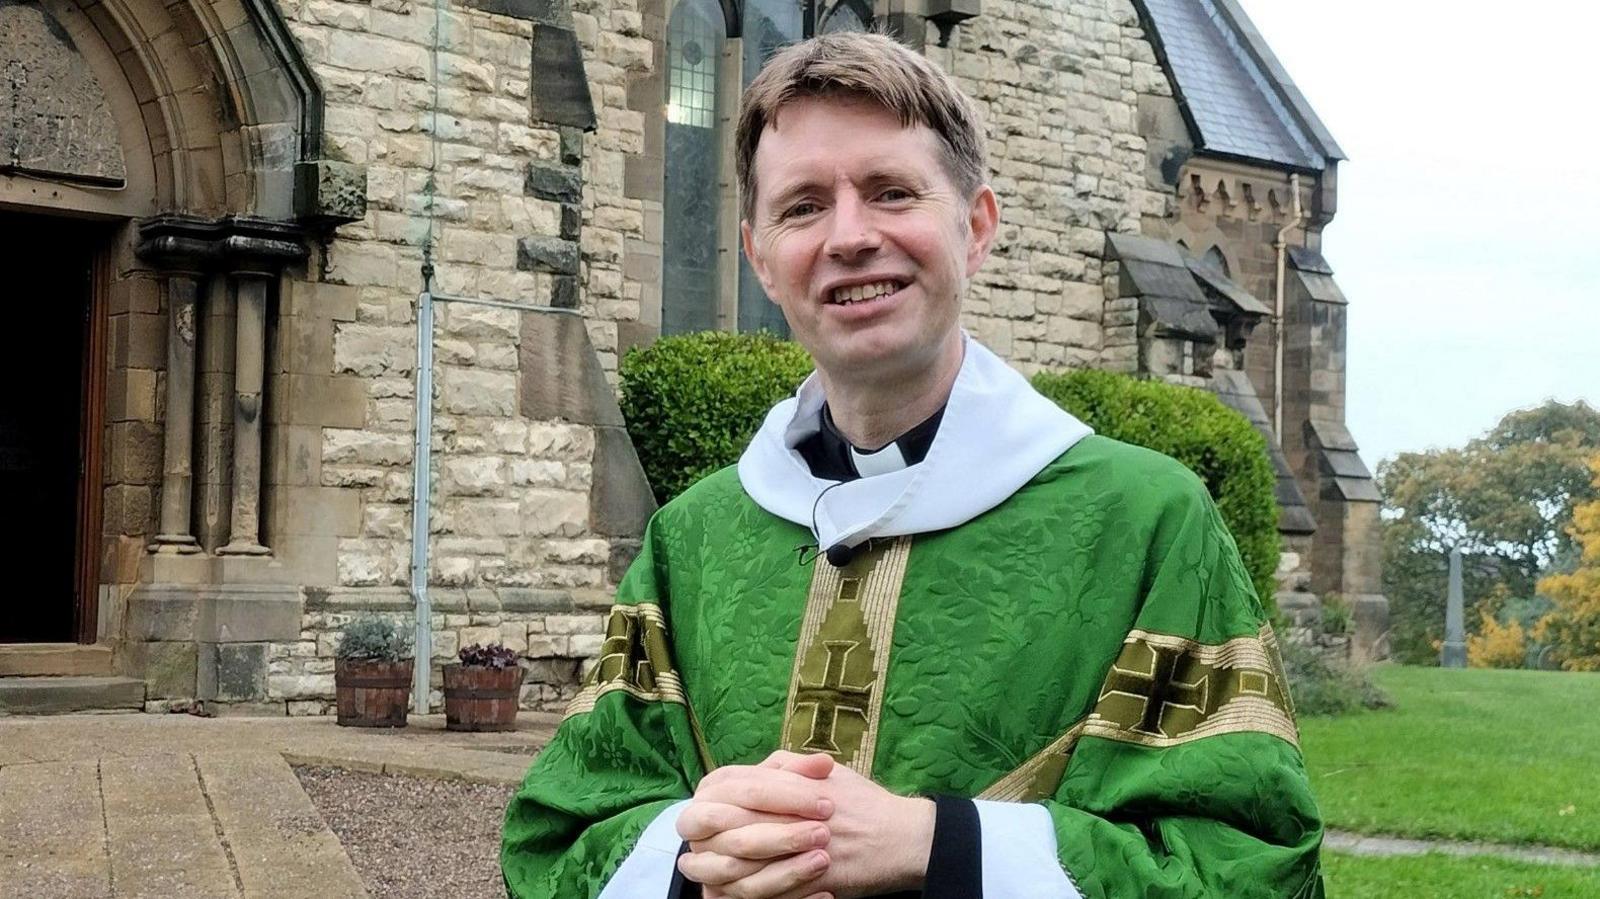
[754,102,941,179]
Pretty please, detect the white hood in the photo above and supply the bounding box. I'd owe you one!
[737,335,1093,550]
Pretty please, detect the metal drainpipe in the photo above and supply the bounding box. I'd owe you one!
[1273,173,1305,446]
[410,285,436,712]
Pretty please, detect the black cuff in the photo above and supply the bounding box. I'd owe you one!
[667,841,701,899]
[921,795,983,899]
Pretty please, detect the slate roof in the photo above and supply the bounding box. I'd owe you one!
[1138,0,1344,171]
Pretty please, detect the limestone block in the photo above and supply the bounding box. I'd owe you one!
[428,630,460,660]
[328,31,429,79]
[569,633,604,658]
[499,623,529,654]
[266,673,336,700]
[440,367,517,416]
[447,498,524,537]
[440,456,509,496]
[444,304,521,340]
[460,625,501,648]
[323,429,413,466]
[522,489,589,537]
[201,643,270,702]
[545,613,604,635]
[434,556,474,586]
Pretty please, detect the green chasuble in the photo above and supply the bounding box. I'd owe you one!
[502,435,1324,898]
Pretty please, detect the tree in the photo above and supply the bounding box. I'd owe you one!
[1536,455,1600,671]
[1380,400,1600,664]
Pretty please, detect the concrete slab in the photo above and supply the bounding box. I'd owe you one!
[0,760,110,899]
[101,754,238,899]
[196,752,369,898]
[0,711,560,897]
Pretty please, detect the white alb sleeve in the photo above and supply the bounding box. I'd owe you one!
[596,800,691,899]
[972,799,1084,898]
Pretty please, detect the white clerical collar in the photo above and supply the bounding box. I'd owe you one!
[737,334,1094,551]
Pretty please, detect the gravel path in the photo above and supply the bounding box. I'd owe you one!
[295,765,516,899]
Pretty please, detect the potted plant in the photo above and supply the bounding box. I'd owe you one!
[443,643,524,732]
[334,615,414,728]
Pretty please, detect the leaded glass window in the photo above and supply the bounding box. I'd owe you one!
[662,0,726,335]
[735,0,804,335]
[819,0,871,34]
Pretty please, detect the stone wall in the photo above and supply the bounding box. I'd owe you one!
[189,0,657,713]
[262,588,609,714]
[925,0,1174,374]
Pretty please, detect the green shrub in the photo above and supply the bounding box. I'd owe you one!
[620,333,1279,608]
[1031,369,1280,609]
[621,331,813,504]
[1279,638,1391,716]
[335,615,412,662]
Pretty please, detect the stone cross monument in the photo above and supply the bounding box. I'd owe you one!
[1441,548,1467,668]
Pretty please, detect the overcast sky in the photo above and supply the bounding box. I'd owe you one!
[1234,0,1600,466]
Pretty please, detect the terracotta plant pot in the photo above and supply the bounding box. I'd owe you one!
[442,663,523,732]
[335,658,413,728]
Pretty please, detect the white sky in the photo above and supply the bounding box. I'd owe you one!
[1234,0,1600,465]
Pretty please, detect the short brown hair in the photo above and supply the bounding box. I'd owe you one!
[736,31,989,222]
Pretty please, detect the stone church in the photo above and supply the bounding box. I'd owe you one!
[0,0,1384,714]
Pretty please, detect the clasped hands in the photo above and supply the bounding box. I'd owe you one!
[675,750,935,899]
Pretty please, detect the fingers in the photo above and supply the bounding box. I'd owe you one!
[690,850,831,899]
[678,850,765,886]
[691,821,830,861]
[678,801,801,842]
[695,766,835,820]
[762,751,835,781]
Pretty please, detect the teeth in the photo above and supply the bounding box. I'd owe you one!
[832,281,900,304]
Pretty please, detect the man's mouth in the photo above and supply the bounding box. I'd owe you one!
[827,280,907,306]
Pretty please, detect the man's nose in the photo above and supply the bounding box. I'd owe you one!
[823,193,880,261]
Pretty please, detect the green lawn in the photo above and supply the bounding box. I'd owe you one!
[1300,665,1600,850]
[1323,851,1600,898]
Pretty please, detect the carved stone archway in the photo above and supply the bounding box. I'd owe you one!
[2,0,363,643]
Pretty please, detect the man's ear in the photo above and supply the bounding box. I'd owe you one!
[742,220,777,296]
[963,185,1000,278]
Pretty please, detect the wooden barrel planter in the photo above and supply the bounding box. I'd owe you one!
[335,658,413,727]
[443,663,523,732]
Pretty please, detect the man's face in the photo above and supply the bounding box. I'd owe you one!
[742,96,998,383]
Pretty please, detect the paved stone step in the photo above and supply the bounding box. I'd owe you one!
[0,676,145,714]
[0,643,113,677]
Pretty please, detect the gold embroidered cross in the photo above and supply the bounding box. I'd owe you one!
[793,640,873,754]
[1099,644,1210,738]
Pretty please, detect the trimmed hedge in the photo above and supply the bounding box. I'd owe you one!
[620,331,813,504]
[619,332,1279,609]
[1031,369,1280,608]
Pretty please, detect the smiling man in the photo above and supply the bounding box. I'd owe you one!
[502,32,1324,899]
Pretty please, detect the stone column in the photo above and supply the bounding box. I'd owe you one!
[218,271,270,556]
[150,272,202,553]
[1441,548,1467,668]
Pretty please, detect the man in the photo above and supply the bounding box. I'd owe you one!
[502,31,1324,899]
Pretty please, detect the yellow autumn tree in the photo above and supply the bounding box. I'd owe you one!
[1467,610,1528,668]
[1536,455,1600,671]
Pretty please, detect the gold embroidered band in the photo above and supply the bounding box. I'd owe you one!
[565,603,685,716]
[779,537,912,775]
[1084,624,1299,750]
[978,721,1087,802]
[565,602,716,772]
[979,625,1298,802]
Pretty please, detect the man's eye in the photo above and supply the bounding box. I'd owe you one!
[784,202,820,219]
[877,188,915,203]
